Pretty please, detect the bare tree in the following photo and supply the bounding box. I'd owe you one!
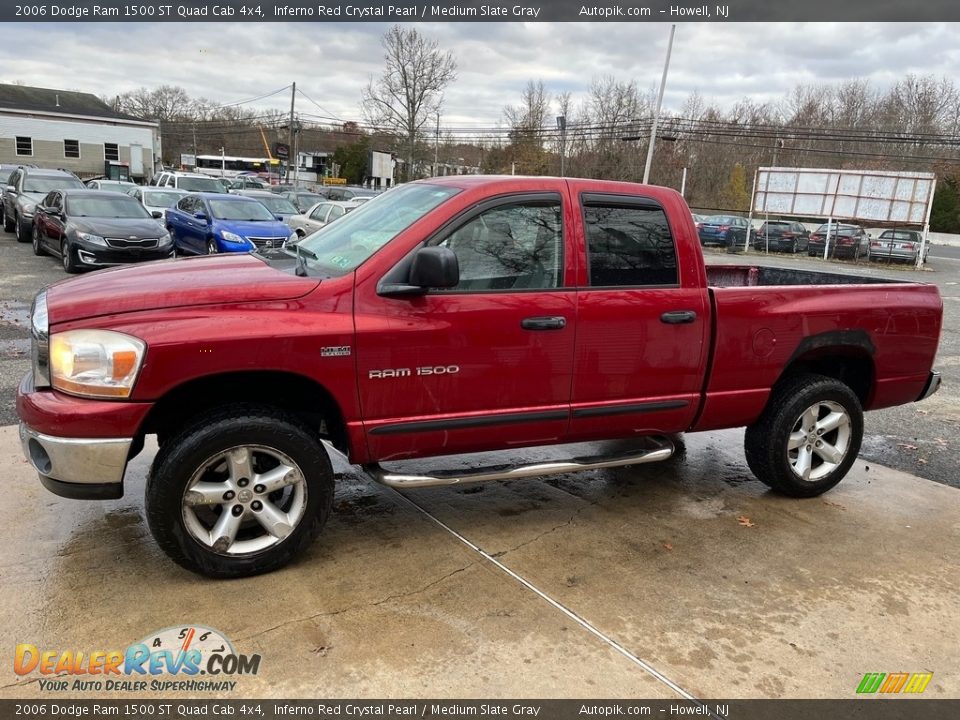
[361,25,457,181]
[502,80,552,174]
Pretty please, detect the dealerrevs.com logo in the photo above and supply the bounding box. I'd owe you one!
[14,625,261,693]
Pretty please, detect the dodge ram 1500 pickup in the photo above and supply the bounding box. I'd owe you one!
[17,176,943,577]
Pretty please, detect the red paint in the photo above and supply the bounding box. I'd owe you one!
[19,176,943,467]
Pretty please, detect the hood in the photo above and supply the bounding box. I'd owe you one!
[46,253,320,325]
[72,217,166,238]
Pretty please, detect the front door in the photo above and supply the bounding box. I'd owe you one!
[354,193,577,461]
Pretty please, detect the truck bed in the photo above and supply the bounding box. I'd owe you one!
[706,265,910,287]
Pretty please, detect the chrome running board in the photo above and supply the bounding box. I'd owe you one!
[363,437,674,489]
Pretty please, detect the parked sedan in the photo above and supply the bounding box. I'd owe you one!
[751,221,810,253]
[126,186,188,222]
[232,190,299,223]
[85,179,137,193]
[696,215,750,247]
[280,190,325,213]
[807,223,870,260]
[287,200,363,239]
[870,229,928,264]
[166,193,295,255]
[32,189,172,273]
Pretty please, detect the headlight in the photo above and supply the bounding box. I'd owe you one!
[221,230,244,244]
[49,330,146,399]
[22,201,37,217]
[30,290,50,387]
[158,231,172,246]
[77,232,107,246]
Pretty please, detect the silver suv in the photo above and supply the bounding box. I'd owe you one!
[152,171,226,193]
[2,167,84,243]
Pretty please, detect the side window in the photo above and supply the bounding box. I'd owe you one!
[328,205,345,221]
[310,203,329,221]
[583,203,678,287]
[176,197,193,212]
[433,198,563,292]
[9,169,21,189]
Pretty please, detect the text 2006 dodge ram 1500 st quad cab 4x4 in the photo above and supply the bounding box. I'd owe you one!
[17,177,943,577]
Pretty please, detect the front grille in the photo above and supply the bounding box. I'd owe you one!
[106,237,159,249]
[248,236,286,250]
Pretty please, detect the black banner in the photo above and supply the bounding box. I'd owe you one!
[2,0,960,22]
[0,700,957,720]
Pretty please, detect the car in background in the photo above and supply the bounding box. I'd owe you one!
[807,223,870,260]
[32,189,172,273]
[696,214,750,248]
[228,176,270,192]
[165,192,294,256]
[279,190,325,213]
[751,220,810,253]
[324,186,378,202]
[870,229,928,264]
[153,171,227,193]
[85,179,137,193]
[127,186,189,221]
[287,199,364,239]
[232,190,299,223]
[2,167,85,243]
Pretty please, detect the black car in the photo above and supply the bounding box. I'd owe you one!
[32,189,173,273]
[751,221,810,253]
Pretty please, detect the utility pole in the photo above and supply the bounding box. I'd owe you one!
[434,111,440,177]
[643,24,676,185]
[556,116,566,176]
[220,146,225,177]
[288,82,296,186]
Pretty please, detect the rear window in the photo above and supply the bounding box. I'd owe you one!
[880,230,917,240]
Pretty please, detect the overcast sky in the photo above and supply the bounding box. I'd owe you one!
[3,22,959,127]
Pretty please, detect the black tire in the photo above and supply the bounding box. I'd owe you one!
[32,224,45,256]
[15,214,30,243]
[744,373,863,498]
[206,238,218,255]
[61,240,80,273]
[145,404,334,578]
[1,204,12,232]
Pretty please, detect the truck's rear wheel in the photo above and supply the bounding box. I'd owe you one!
[146,405,333,578]
[744,373,863,497]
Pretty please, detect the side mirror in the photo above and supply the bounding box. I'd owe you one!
[275,214,284,221]
[194,212,207,221]
[5,185,14,192]
[151,210,163,219]
[409,246,459,288]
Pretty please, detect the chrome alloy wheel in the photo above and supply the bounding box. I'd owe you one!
[787,400,851,482]
[181,445,308,556]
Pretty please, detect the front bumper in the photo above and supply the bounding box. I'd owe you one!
[917,371,941,402]
[20,423,131,498]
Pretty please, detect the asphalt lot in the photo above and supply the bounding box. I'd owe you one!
[2,228,957,488]
[1,229,957,701]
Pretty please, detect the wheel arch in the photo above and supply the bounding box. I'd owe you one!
[139,370,350,458]
[776,331,876,407]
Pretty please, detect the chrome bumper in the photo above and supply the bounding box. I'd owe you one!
[19,423,132,487]
[917,371,941,402]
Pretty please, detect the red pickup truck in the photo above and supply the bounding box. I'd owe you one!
[17,177,943,578]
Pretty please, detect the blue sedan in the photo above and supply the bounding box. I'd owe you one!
[166,193,295,255]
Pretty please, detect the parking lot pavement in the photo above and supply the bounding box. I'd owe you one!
[2,426,957,699]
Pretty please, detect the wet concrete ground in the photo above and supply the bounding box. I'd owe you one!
[2,426,957,700]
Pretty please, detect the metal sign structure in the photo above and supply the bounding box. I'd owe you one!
[746,167,937,268]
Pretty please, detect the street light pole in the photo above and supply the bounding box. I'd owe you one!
[642,24,676,185]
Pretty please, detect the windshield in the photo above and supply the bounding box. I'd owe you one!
[143,191,185,208]
[256,196,298,214]
[66,196,151,218]
[178,177,225,192]
[25,176,84,193]
[208,198,277,221]
[292,183,460,276]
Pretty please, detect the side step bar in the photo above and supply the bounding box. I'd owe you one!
[363,437,674,489]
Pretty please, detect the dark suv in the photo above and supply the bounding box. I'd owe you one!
[2,167,84,243]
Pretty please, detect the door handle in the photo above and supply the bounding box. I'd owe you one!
[660,310,697,324]
[521,316,567,331]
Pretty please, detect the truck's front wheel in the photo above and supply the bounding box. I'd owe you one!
[146,405,334,578]
[744,373,863,497]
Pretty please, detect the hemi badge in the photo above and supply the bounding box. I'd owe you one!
[321,346,351,357]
